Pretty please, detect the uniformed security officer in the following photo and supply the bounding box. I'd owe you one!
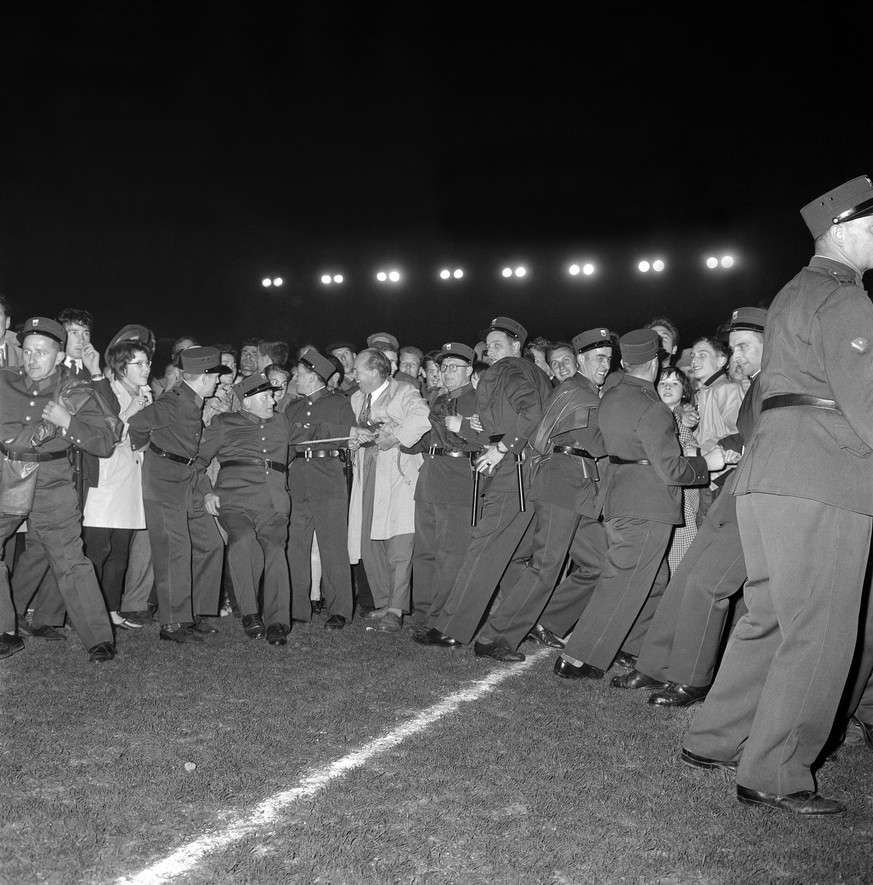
[410,342,485,644]
[470,329,613,653]
[198,371,293,645]
[128,346,229,643]
[555,329,719,680]
[683,175,873,815]
[0,317,120,663]
[613,307,766,703]
[286,347,358,629]
[432,316,553,661]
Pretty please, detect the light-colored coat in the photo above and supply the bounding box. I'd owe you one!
[348,377,430,561]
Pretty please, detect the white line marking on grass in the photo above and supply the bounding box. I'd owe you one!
[115,647,552,884]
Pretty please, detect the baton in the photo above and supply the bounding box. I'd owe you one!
[516,454,525,512]
[299,436,354,446]
[471,466,480,527]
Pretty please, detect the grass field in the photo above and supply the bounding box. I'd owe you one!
[1,612,871,885]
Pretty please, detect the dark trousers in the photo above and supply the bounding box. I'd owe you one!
[636,489,747,687]
[563,517,671,670]
[143,500,224,625]
[0,482,111,649]
[288,496,352,621]
[686,493,869,795]
[219,508,290,626]
[478,500,606,651]
[83,526,134,612]
[12,535,66,627]
[413,498,473,627]
[434,490,535,645]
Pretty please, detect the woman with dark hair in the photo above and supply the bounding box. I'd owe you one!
[82,338,154,630]
[657,366,701,572]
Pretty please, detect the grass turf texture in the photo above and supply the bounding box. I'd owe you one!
[0,615,871,885]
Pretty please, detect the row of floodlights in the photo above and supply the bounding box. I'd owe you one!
[261,256,736,287]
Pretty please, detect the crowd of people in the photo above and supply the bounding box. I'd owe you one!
[1,174,873,817]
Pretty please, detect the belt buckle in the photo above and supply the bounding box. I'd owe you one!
[304,449,313,461]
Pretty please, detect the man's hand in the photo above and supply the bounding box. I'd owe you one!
[42,401,72,430]
[469,413,483,432]
[444,415,462,433]
[679,403,699,429]
[82,344,102,377]
[349,426,375,451]
[376,429,399,451]
[704,447,725,472]
[474,443,505,474]
[204,493,221,517]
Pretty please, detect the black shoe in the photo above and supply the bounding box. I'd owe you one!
[526,623,565,648]
[242,614,266,639]
[612,650,637,669]
[413,627,461,647]
[266,623,289,645]
[474,640,525,662]
[680,748,738,772]
[0,632,25,659]
[324,614,346,630]
[119,610,151,626]
[30,625,67,641]
[737,785,846,815]
[16,617,32,637]
[88,641,116,663]
[848,715,873,750]
[649,682,709,707]
[611,668,669,690]
[159,623,203,643]
[553,656,604,680]
[191,616,219,635]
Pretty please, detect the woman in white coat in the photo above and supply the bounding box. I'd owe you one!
[82,340,152,630]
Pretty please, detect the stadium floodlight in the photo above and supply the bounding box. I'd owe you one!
[333,274,344,283]
[440,267,464,280]
[721,255,735,268]
[388,270,400,282]
[501,267,513,278]
[582,263,595,276]
[569,262,596,277]
[262,278,272,287]
[638,261,651,273]
[568,264,581,276]
[273,277,283,287]
[440,269,451,280]
[376,271,388,282]
[453,269,463,279]
[706,256,719,269]
[515,266,527,277]
[652,260,665,272]
[321,274,332,285]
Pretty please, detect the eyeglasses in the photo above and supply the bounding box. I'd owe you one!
[126,360,151,368]
[440,363,466,374]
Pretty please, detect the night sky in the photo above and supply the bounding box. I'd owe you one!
[2,2,872,358]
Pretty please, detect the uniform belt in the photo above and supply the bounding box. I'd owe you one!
[297,449,345,461]
[427,446,476,459]
[609,456,652,465]
[553,445,598,459]
[761,394,840,413]
[148,442,196,467]
[0,443,67,463]
[221,458,288,473]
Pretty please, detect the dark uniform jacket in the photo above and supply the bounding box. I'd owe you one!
[528,373,606,516]
[286,387,356,502]
[475,356,553,494]
[598,373,708,524]
[412,382,485,505]
[128,381,206,510]
[197,409,292,516]
[733,257,873,515]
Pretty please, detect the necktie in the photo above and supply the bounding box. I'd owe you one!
[360,393,372,426]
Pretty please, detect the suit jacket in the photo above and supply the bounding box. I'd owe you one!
[598,373,708,524]
[197,409,291,516]
[732,257,873,514]
[413,382,485,505]
[528,373,606,516]
[474,356,553,494]
[286,387,356,503]
[128,381,206,510]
